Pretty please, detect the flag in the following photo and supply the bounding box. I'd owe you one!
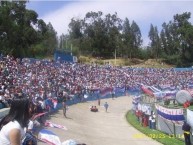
[38,129,61,145]
[100,87,112,97]
[32,112,47,120]
[45,121,68,130]
[62,139,77,145]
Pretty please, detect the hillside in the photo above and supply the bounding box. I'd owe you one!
[79,56,174,68]
[131,59,174,68]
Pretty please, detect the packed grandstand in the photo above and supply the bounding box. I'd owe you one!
[0,55,193,145]
[0,54,193,110]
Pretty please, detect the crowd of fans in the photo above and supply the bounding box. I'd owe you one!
[0,55,193,111]
[0,54,193,144]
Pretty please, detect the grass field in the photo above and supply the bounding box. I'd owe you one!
[126,110,184,145]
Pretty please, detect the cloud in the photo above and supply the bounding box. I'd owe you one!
[41,1,193,46]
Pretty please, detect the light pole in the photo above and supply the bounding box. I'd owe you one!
[115,49,116,65]
[66,39,68,49]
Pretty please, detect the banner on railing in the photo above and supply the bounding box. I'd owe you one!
[100,87,112,97]
[114,86,125,93]
[187,109,193,128]
[155,104,185,124]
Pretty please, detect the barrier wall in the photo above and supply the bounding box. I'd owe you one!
[157,115,183,135]
[0,108,10,119]
[54,50,73,62]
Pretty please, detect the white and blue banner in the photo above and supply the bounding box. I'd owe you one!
[155,104,185,124]
[38,129,61,145]
[114,86,125,93]
[187,109,193,129]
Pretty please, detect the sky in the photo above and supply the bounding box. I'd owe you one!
[26,0,193,46]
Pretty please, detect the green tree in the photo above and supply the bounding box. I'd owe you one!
[83,11,106,56]
[130,21,142,58]
[122,18,132,58]
[161,22,180,56]
[148,24,161,60]
[159,12,193,66]
[68,11,123,58]
[104,12,122,58]
[173,12,193,63]
[0,1,57,58]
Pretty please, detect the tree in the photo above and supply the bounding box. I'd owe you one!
[83,11,106,56]
[103,12,122,57]
[0,1,57,58]
[160,21,180,57]
[159,12,193,66]
[68,11,123,58]
[69,18,83,39]
[148,24,162,60]
[130,21,142,58]
[122,18,132,58]
[173,12,193,63]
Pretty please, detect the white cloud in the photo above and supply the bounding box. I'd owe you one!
[41,1,193,46]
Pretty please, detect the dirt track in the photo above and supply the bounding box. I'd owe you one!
[39,96,162,145]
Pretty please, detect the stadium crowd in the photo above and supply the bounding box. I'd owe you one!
[0,55,193,110]
[0,54,193,144]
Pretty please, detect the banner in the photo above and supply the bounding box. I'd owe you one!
[155,104,185,124]
[38,129,61,145]
[100,87,112,97]
[187,109,193,129]
[159,85,176,91]
[142,85,177,99]
[32,112,47,120]
[45,121,68,130]
[141,86,154,96]
[114,87,125,93]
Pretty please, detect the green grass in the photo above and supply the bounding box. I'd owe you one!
[163,103,193,110]
[126,110,184,145]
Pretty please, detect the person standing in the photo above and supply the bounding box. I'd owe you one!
[97,96,101,106]
[151,112,156,129]
[182,121,191,145]
[148,115,152,129]
[111,90,115,99]
[104,102,109,112]
[135,109,140,122]
[63,101,68,118]
[0,95,31,145]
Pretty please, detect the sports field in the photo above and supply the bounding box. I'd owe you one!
[38,96,162,145]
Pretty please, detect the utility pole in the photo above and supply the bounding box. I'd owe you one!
[71,44,72,55]
[62,37,63,50]
[66,39,68,49]
[115,49,116,65]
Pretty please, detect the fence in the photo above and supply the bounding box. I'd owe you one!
[157,115,183,136]
[54,50,73,62]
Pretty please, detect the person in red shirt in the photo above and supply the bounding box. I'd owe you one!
[135,109,140,121]
[184,101,190,108]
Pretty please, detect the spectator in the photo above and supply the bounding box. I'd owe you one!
[135,109,140,122]
[0,95,31,145]
[182,121,191,145]
[151,112,156,129]
[22,102,37,145]
[62,101,68,118]
[111,90,115,99]
[104,102,109,112]
[148,115,152,129]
